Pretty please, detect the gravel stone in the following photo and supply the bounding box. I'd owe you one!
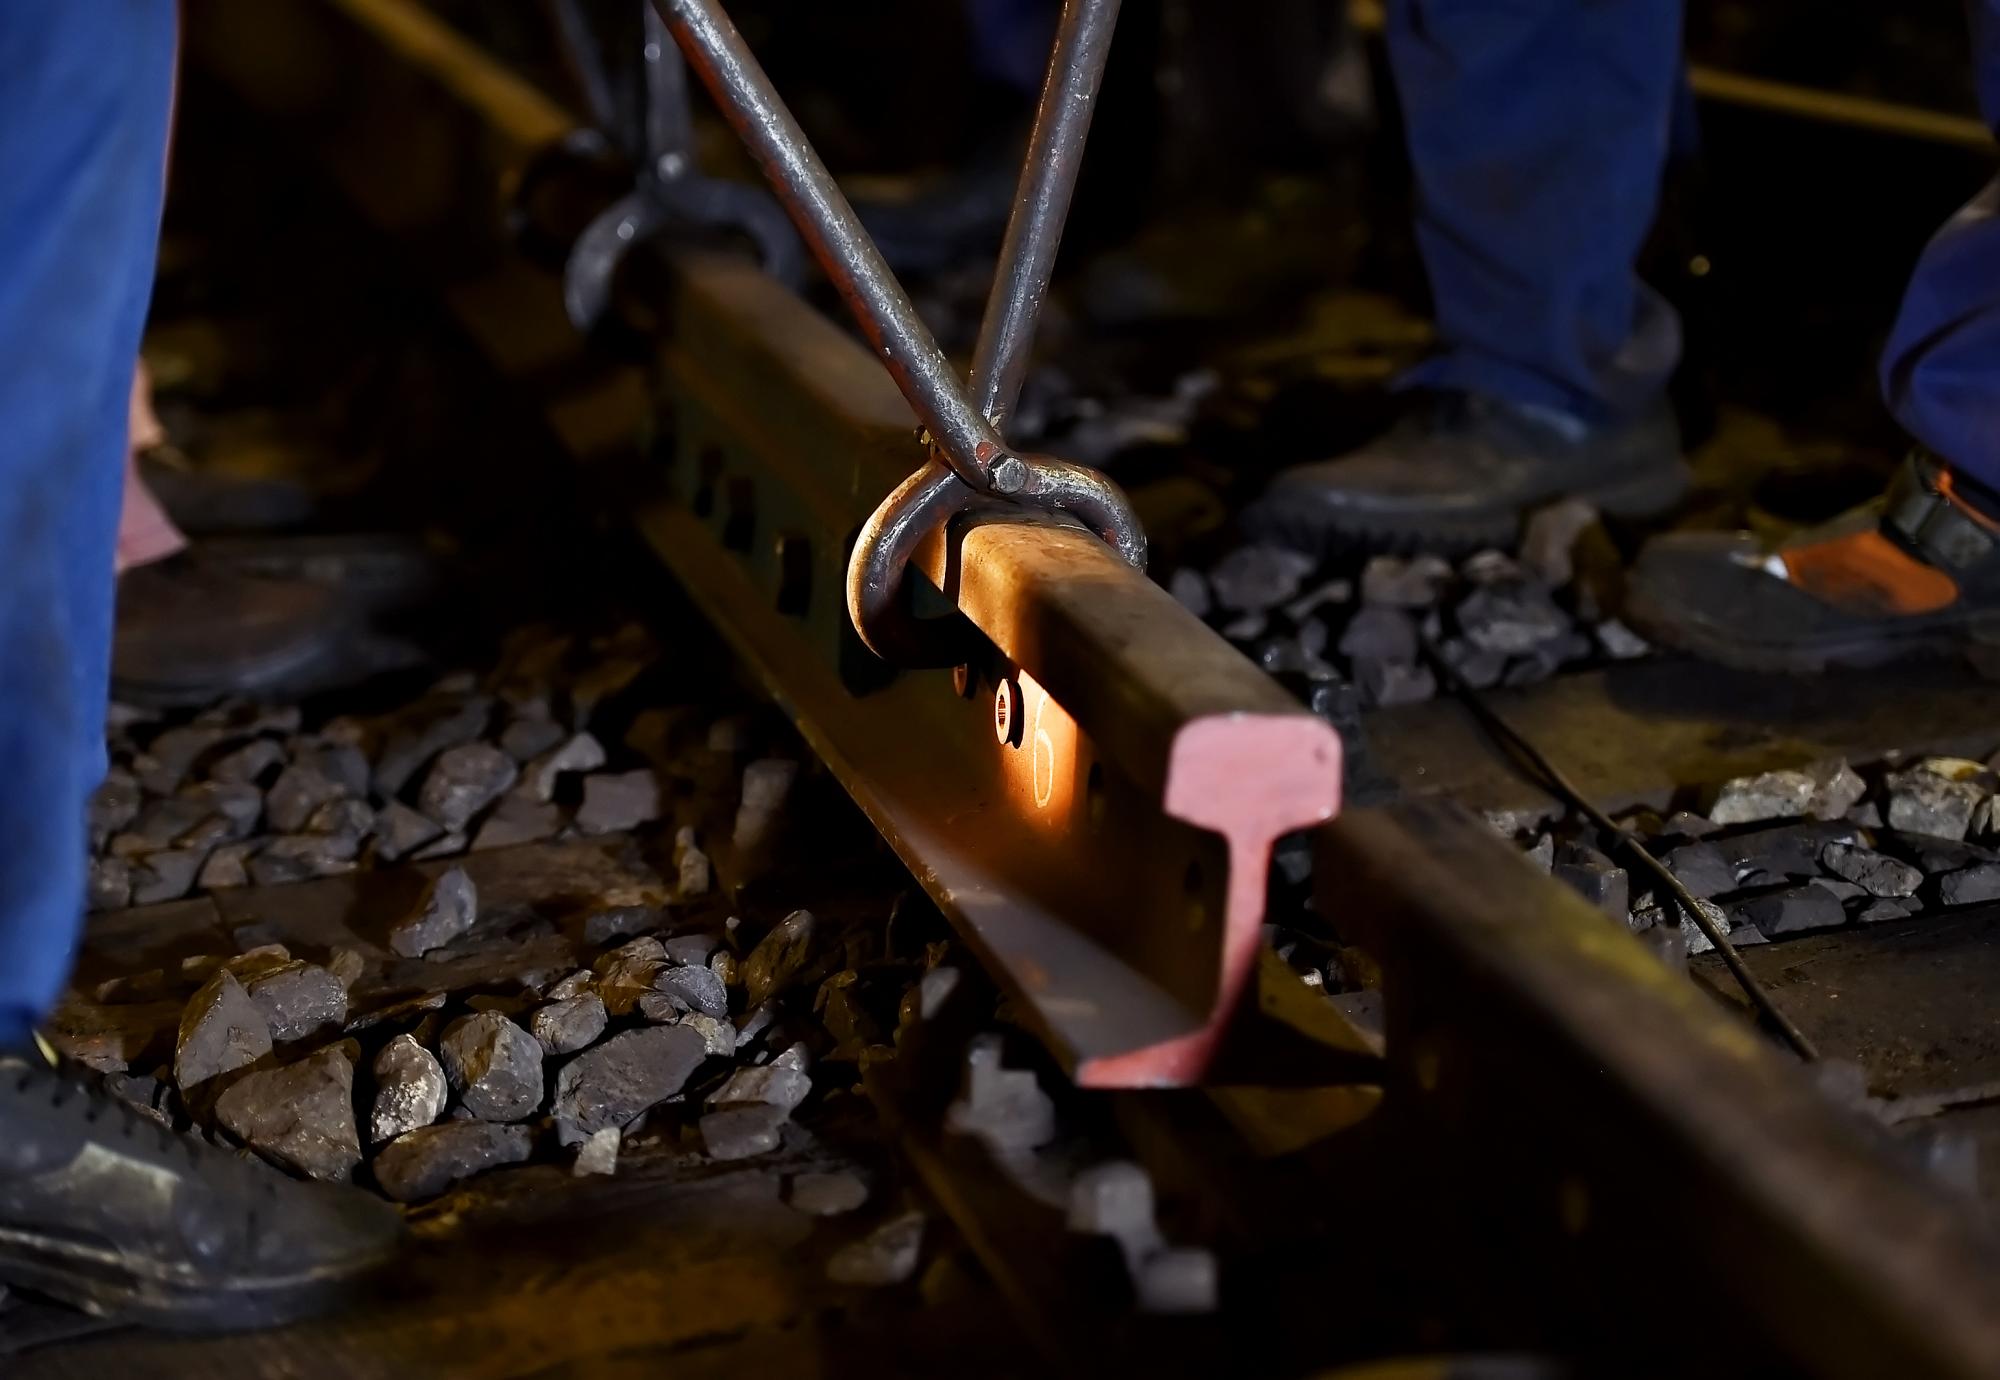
[573,1126,620,1177]
[175,970,273,1090]
[215,1046,361,1183]
[1821,843,1923,898]
[681,1013,737,1057]
[470,796,563,851]
[305,797,374,843]
[1857,897,1919,924]
[700,1103,789,1161]
[677,844,712,898]
[181,780,264,838]
[1886,763,1989,840]
[582,904,660,946]
[499,715,567,763]
[1167,568,1211,618]
[1731,883,1847,936]
[1593,619,1650,659]
[248,834,359,885]
[373,695,494,796]
[648,964,729,1018]
[789,1171,868,1216]
[1939,863,2000,907]
[1708,770,1816,826]
[1552,857,1629,921]
[373,1121,533,1203]
[575,770,663,834]
[1359,553,1452,608]
[827,1211,925,1286]
[388,866,479,957]
[266,758,351,833]
[1804,759,1868,821]
[243,962,347,1043]
[552,1024,707,1145]
[419,743,520,832]
[370,1034,447,1143]
[595,945,667,1017]
[662,933,718,966]
[530,993,608,1055]
[1208,544,1313,613]
[87,856,131,911]
[733,759,798,853]
[197,843,255,890]
[522,732,606,802]
[130,849,205,905]
[945,1035,1055,1153]
[743,909,817,1008]
[1455,582,1569,655]
[374,801,446,862]
[439,1012,544,1122]
[207,738,285,785]
[1336,606,1417,665]
[327,947,367,990]
[140,725,229,795]
[710,1062,810,1111]
[1355,657,1435,707]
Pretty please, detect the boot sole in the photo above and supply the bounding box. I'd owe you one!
[1250,458,1692,560]
[1622,582,2000,674]
[0,1229,393,1334]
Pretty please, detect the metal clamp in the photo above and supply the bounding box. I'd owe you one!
[650,0,1143,661]
[552,0,801,331]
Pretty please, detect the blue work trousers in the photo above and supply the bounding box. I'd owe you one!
[1390,0,2000,486]
[0,4,176,1046]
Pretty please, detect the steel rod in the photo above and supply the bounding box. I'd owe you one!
[969,0,1122,433]
[650,0,1018,492]
[640,3,695,179]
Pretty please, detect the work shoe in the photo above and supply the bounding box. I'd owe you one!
[1624,450,2000,672]
[0,1044,401,1330]
[1245,391,1689,555]
[114,551,348,707]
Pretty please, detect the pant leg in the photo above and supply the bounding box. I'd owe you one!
[0,2,177,1046]
[1880,3,2000,488]
[1386,0,1685,424]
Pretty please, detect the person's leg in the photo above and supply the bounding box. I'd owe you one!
[1880,2,2000,489]
[1247,0,1691,554]
[0,1,177,1045]
[1623,1,2000,671]
[1387,0,1685,422]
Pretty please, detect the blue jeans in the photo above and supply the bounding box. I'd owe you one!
[1390,0,2000,487]
[0,3,176,1047]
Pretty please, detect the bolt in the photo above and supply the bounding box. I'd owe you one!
[989,454,1028,495]
[951,664,973,698]
[994,676,1022,747]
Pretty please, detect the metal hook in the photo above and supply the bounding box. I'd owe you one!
[653,0,1142,664]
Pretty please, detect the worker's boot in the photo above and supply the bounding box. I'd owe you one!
[1244,391,1689,555]
[113,552,349,707]
[0,1044,401,1330]
[1625,450,2000,672]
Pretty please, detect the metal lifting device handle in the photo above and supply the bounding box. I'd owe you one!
[648,0,1143,662]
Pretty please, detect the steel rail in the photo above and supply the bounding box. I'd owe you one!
[186,4,2000,1372]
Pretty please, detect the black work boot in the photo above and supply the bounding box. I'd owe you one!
[0,1044,400,1331]
[1625,450,2000,672]
[1244,392,1689,555]
[113,552,348,707]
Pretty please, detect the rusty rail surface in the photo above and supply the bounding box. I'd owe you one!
[187,3,2000,1373]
